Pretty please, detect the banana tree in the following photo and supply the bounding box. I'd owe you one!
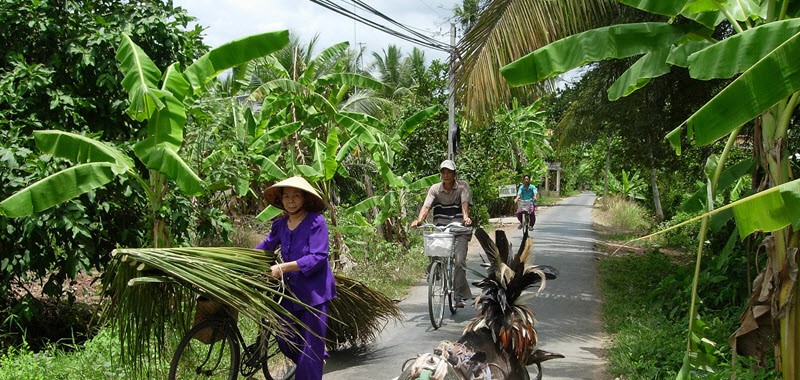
[0,31,290,249]
[493,98,552,177]
[244,42,445,256]
[607,170,648,201]
[347,172,440,247]
[500,0,800,377]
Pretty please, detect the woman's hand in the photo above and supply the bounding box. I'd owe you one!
[463,216,472,226]
[270,263,284,278]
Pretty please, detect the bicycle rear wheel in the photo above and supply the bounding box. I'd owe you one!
[428,261,446,329]
[169,319,239,380]
[262,328,297,380]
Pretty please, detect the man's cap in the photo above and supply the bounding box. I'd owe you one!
[439,159,456,171]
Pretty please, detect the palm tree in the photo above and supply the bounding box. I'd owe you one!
[453,0,618,122]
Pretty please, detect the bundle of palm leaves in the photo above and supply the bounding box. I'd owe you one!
[103,246,401,374]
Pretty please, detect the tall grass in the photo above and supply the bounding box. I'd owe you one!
[594,195,652,236]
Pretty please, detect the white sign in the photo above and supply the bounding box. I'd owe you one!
[499,184,517,198]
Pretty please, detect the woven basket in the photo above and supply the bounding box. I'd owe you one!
[192,297,239,344]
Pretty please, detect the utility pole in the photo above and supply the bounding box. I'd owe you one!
[447,22,456,160]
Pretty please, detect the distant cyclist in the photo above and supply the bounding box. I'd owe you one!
[411,159,473,308]
[513,174,538,229]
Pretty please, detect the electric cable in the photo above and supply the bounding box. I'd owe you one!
[307,0,452,52]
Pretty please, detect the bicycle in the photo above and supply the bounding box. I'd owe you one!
[517,199,536,235]
[419,223,473,329]
[168,297,296,380]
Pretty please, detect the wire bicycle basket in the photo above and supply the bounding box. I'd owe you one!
[423,231,455,257]
[419,224,472,257]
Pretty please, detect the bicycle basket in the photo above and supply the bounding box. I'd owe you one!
[192,297,239,344]
[518,199,532,209]
[423,232,454,257]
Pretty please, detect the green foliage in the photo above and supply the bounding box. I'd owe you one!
[657,211,701,251]
[600,253,777,379]
[606,170,647,201]
[0,0,205,304]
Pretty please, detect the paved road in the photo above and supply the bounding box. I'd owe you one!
[323,192,607,379]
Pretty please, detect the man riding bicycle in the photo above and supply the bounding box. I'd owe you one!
[514,174,538,229]
[411,159,473,308]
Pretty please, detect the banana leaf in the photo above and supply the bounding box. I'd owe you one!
[668,30,800,149]
[637,178,800,242]
[607,47,672,101]
[317,73,384,91]
[0,162,123,217]
[116,33,163,122]
[183,30,289,92]
[501,22,690,86]
[135,146,203,196]
[33,130,134,169]
[687,19,800,80]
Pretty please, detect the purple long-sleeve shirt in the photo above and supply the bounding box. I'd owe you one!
[256,212,336,311]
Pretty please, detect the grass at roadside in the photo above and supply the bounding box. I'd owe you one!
[593,197,777,379]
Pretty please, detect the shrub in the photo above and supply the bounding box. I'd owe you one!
[656,211,701,251]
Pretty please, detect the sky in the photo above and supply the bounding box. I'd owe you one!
[173,0,463,65]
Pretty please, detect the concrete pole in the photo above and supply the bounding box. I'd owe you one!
[447,23,456,160]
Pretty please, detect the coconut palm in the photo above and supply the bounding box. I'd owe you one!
[452,0,618,122]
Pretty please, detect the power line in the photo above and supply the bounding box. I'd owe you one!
[306,0,452,52]
[415,0,447,19]
[349,0,450,49]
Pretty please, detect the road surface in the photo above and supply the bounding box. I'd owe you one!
[323,192,607,379]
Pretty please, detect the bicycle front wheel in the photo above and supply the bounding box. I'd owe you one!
[447,258,457,315]
[428,261,446,329]
[522,212,529,235]
[262,328,297,380]
[169,319,239,380]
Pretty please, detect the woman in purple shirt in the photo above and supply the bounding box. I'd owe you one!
[256,176,336,380]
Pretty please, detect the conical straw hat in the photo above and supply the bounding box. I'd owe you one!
[263,176,327,213]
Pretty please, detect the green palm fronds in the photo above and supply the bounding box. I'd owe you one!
[102,246,402,374]
[103,247,299,374]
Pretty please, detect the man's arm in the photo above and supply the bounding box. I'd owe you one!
[411,205,430,228]
[461,202,472,226]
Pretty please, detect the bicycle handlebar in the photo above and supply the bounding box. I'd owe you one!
[415,222,473,234]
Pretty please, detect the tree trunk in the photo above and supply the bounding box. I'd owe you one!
[364,174,386,239]
[649,154,663,222]
[603,134,610,207]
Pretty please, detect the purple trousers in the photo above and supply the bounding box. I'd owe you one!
[277,302,330,380]
[515,203,536,225]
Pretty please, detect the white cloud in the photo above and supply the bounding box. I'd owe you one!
[174,0,459,63]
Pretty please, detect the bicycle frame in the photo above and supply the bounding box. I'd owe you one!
[517,199,536,234]
[169,281,296,380]
[418,223,471,329]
